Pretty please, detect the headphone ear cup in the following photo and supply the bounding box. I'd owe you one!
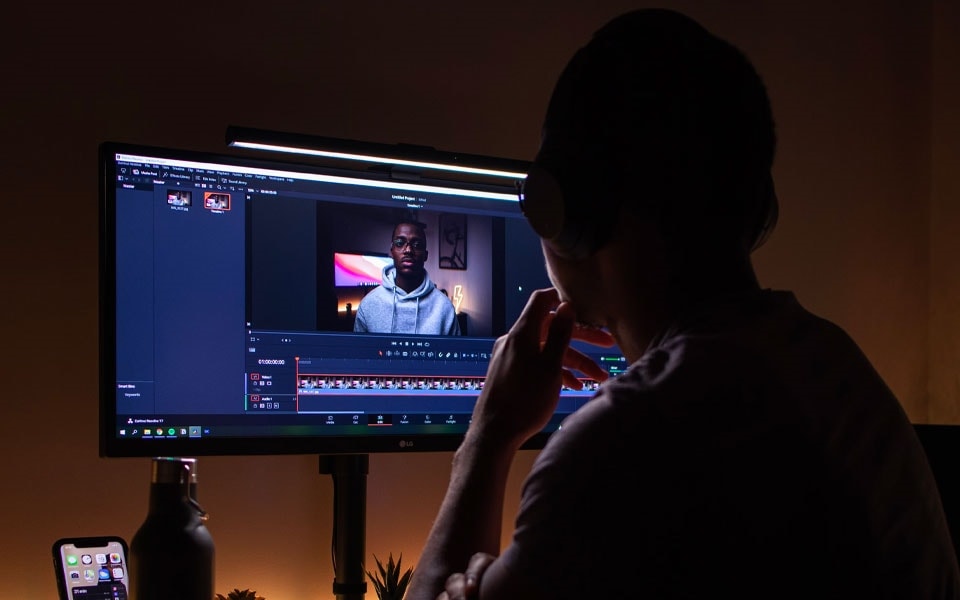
[520,163,608,260]
[520,164,567,243]
[748,172,778,252]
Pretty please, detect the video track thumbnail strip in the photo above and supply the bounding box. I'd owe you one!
[296,373,603,393]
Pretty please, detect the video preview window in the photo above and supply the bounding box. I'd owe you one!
[247,193,549,339]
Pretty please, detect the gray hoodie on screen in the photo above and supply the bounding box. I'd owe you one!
[353,264,461,335]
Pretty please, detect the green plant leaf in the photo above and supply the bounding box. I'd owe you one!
[365,553,414,600]
[215,587,265,600]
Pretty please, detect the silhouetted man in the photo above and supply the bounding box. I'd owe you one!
[407,8,959,600]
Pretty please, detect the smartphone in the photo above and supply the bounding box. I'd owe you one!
[52,536,129,600]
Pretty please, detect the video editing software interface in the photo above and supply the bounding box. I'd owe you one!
[105,143,628,449]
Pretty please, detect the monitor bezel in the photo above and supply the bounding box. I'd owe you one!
[98,140,560,457]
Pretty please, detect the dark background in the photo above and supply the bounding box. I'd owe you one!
[2,1,958,597]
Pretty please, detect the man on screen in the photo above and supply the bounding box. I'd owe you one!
[354,220,461,336]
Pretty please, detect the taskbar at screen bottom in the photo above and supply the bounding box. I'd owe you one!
[105,411,574,455]
[113,409,580,441]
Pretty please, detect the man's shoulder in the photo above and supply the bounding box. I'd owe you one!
[359,285,390,302]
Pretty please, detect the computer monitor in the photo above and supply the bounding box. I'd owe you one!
[99,140,627,457]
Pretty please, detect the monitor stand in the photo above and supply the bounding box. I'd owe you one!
[319,454,369,599]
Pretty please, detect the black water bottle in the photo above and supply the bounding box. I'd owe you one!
[129,457,215,600]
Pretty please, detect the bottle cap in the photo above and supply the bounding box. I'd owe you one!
[151,457,196,485]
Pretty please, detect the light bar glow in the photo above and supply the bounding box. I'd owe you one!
[230,141,528,180]
[115,153,519,202]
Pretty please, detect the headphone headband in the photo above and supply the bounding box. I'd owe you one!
[521,9,778,258]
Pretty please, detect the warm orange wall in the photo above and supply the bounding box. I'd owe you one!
[2,1,956,598]
[929,0,960,424]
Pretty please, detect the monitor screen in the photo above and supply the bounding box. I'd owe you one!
[99,141,627,456]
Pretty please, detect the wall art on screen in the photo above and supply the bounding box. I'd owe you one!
[438,212,467,270]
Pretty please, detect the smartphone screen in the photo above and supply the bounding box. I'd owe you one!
[52,537,129,600]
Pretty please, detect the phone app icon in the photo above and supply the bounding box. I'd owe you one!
[81,554,94,565]
[84,569,96,581]
[69,570,80,580]
[98,568,110,580]
[66,554,79,566]
[112,567,124,578]
[96,553,107,564]
[109,552,122,564]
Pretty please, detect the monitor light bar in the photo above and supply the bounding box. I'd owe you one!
[226,125,530,181]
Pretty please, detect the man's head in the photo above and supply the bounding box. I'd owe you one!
[521,8,778,260]
[390,221,428,291]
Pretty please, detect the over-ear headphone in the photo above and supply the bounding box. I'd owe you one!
[518,8,779,260]
[517,142,619,260]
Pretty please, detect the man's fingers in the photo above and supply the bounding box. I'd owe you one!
[561,369,585,390]
[570,323,617,347]
[513,288,561,345]
[563,346,611,383]
[542,301,575,367]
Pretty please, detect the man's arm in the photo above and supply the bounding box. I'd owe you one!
[444,293,461,336]
[405,430,517,600]
[407,290,614,600]
[353,299,368,332]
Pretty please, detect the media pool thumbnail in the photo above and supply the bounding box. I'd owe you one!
[167,190,192,206]
[204,192,231,210]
